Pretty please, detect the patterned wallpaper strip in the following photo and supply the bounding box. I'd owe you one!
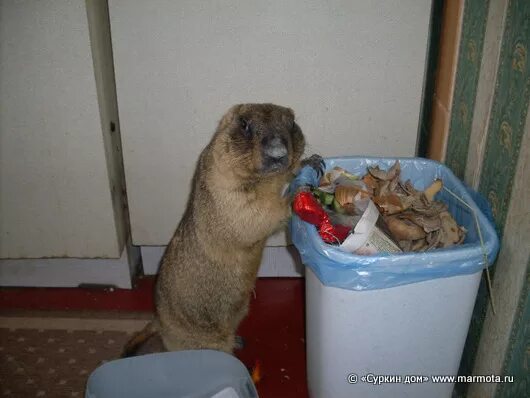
[478,0,530,237]
[449,2,492,397]
[497,258,530,398]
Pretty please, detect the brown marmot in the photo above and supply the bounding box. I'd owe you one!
[123,103,321,355]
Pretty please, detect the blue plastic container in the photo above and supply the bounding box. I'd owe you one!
[85,350,258,398]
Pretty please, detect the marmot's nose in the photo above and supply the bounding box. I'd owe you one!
[264,137,288,159]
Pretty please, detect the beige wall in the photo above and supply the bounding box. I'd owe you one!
[109,0,433,246]
[0,0,123,258]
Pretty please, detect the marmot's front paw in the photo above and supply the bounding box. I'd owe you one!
[301,154,325,178]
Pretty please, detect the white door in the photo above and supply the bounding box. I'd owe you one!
[109,0,432,274]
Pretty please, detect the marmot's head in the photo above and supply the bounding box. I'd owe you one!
[214,103,305,178]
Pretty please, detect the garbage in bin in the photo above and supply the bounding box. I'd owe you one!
[294,160,474,256]
[289,157,500,398]
[290,157,499,291]
[300,160,468,253]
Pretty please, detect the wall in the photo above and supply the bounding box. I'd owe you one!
[108,0,433,247]
[439,0,530,396]
[0,0,124,259]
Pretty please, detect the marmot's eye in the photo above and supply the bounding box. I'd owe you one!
[239,117,252,138]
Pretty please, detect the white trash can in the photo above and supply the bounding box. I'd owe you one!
[305,267,480,398]
[290,157,499,398]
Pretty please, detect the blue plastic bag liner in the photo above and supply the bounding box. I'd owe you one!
[289,157,500,291]
[85,350,258,398]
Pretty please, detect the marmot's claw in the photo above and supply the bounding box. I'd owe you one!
[302,154,325,178]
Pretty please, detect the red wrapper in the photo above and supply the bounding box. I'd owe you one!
[293,192,330,225]
[292,191,351,243]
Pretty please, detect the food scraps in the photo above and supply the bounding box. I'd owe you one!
[293,161,466,254]
[339,200,402,255]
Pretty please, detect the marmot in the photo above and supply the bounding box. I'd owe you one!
[123,103,321,355]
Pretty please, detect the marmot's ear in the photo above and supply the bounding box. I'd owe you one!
[285,108,296,130]
[227,104,243,119]
[218,104,242,130]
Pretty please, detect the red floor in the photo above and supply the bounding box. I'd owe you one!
[0,277,308,398]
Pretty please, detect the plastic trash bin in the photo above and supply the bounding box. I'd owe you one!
[85,350,258,398]
[289,157,499,398]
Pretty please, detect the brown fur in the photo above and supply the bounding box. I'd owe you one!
[124,104,306,356]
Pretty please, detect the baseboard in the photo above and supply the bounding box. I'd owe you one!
[0,245,141,289]
[141,245,304,277]
[0,243,300,289]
